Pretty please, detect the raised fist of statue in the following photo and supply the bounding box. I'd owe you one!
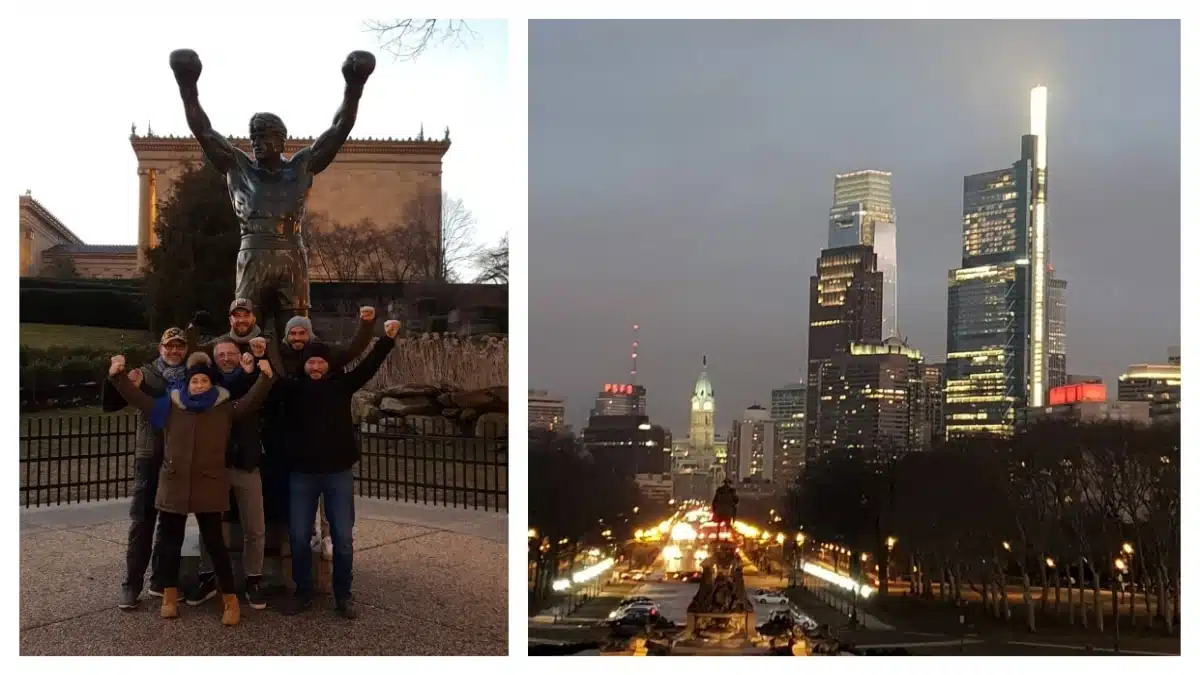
[384,320,401,339]
[169,49,203,86]
[341,50,376,86]
[249,337,268,358]
[359,306,376,322]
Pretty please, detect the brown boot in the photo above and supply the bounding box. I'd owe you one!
[221,593,241,626]
[160,587,180,619]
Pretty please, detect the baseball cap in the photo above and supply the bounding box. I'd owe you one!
[160,327,187,345]
[229,298,254,315]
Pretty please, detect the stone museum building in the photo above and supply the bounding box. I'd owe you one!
[19,129,451,280]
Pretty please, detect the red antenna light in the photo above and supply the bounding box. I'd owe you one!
[631,323,640,385]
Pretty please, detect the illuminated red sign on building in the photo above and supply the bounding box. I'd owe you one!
[603,383,635,395]
[1048,383,1106,406]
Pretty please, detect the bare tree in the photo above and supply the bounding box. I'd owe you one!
[364,19,478,62]
[307,214,373,283]
[400,189,480,282]
[474,233,508,284]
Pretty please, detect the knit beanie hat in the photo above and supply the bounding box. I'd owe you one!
[301,342,333,364]
[285,315,315,338]
[185,352,218,382]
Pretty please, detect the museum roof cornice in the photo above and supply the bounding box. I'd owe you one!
[130,133,451,157]
[19,193,84,245]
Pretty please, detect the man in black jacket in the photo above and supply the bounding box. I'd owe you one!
[279,319,400,618]
[185,337,270,610]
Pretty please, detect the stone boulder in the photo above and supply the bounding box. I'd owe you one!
[355,384,508,438]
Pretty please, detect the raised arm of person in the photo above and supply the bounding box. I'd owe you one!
[340,320,399,393]
[231,360,276,420]
[330,306,379,370]
[293,51,375,175]
[107,356,157,415]
[169,49,238,174]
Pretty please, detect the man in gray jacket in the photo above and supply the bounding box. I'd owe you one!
[103,327,189,610]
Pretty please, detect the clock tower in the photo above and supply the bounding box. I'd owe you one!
[689,356,716,455]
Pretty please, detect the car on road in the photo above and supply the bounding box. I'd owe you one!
[605,606,676,637]
[617,596,654,607]
[753,589,789,604]
[608,601,658,620]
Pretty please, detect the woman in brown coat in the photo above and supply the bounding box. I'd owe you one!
[109,350,274,626]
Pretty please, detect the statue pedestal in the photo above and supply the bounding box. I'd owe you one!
[673,611,768,654]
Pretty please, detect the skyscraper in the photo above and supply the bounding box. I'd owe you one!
[829,170,898,339]
[770,382,806,484]
[529,389,567,432]
[1047,275,1067,390]
[945,86,1065,438]
[815,338,927,457]
[728,405,777,484]
[592,383,647,417]
[805,244,883,461]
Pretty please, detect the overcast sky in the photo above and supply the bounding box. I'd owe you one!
[529,20,1181,434]
[9,15,508,277]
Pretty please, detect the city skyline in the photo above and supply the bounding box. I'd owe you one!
[530,20,1181,435]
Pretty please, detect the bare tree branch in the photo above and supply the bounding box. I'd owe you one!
[399,189,480,282]
[474,233,508,284]
[364,19,479,62]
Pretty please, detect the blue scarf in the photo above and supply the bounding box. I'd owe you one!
[148,384,222,431]
[153,357,187,386]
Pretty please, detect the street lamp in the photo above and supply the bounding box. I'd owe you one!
[1002,541,1011,552]
[528,528,538,539]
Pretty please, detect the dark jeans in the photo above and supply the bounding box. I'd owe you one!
[260,429,291,527]
[289,470,354,599]
[124,457,165,592]
[155,512,236,594]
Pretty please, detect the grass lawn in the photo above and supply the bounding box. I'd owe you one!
[20,323,153,351]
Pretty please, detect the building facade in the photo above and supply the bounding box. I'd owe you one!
[814,338,927,457]
[128,131,450,272]
[922,363,945,446]
[769,382,806,484]
[945,86,1066,438]
[728,405,778,484]
[580,414,671,477]
[829,169,898,339]
[1117,363,1181,424]
[805,245,883,461]
[592,383,647,417]
[529,389,567,432]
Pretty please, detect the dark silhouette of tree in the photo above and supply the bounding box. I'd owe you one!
[143,163,240,334]
[41,254,79,280]
[528,429,644,612]
[474,233,508,284]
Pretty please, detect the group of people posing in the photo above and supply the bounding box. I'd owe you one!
[105,298,400,626]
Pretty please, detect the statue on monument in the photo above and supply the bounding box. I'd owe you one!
[711,478,739,534]
[168,47,376,335]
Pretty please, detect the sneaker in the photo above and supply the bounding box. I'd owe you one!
[244,575,267,610]
[321,536,333,561]
[334,596,358,619]
[118,585,140,610]
[185,572,219,606]
[279,593,313,616]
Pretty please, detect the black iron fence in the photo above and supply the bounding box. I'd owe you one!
[19,414,507,512]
